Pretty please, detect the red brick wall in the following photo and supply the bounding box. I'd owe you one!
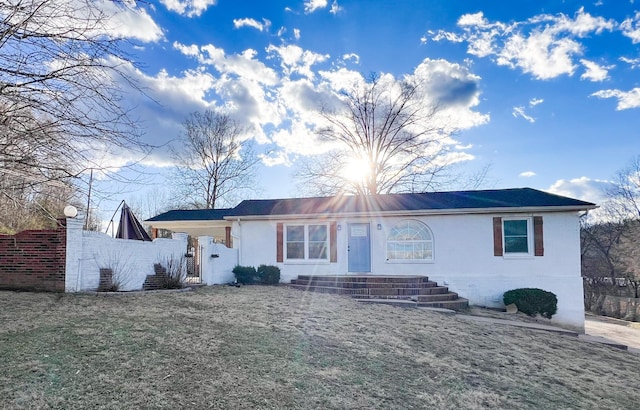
[0,219,67,292]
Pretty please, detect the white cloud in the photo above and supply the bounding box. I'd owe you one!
[342,53,360,64]
[159,0,217,17]
[591,88,640,110]
[406,59,490,130]
[458,12,490,27]
[90,58,220,169]
[529,98,544,106]
[446,8,617,80]
[266,44,329,79]
[98,1,164,42]
[294,28,301,40]
[512,106,535,123]
[304,0,328,13]
[330,0,343,15]
[105,43,489,172]
[497,30,581,79]
[533,7,614,37]
[547,176,613,204]
[233,18,270,32]
[620,56,640,69]
[580,59,613,81]
[430,30,464,43]
[621,11,640,43]
[519,171,536,178]
[174,42,280,85]
[11,0,165,43]
[466,30,501,57]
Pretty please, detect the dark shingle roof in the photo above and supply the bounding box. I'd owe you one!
[228,188,595,217]
[145,188,595,222]
[145,208,233,222]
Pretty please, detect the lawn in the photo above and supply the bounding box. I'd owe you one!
[1,286,638,409]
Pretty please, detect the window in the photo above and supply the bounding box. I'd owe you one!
[386,220,433,261]
[494,216,543,257]
[285,224,328,260]
[285,225,305,259]
[503,219,529,254]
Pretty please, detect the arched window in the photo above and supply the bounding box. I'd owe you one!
[386,220,433,261]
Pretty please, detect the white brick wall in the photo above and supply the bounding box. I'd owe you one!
[199,236,238,285]
[65,218,188,292]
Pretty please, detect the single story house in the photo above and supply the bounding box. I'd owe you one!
[146,188,595,329]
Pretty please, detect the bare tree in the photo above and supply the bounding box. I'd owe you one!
[0,173,76,233]
[582,155,640,311]
[607,155,640,219]
[295,73,463,196]
[0,0,150,218]
[171,111,258,209]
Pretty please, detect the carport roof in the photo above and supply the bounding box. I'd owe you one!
[146,208,233,222]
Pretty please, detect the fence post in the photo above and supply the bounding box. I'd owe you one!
[64,217,84,292]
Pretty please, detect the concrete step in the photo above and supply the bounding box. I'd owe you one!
[416,292,459,302]
[417,298,469,310]
[287,284,451,296]
[295,275,430,284]
[356,299,418,308]
[289,275,469,312]
[290,279,438,289]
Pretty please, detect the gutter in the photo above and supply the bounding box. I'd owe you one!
[222,204,598,222]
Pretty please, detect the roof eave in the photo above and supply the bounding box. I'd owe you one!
[223,204,597,221]
[145,220,232,228]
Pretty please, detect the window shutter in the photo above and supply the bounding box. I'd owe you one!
[330,222,337,263]
[276,223,283,263]
[493,217,503,256]
[533,216,544,256]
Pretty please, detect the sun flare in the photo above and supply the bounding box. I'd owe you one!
[341,156,371,184]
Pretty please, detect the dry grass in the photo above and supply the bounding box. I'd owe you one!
[1,286,638,409]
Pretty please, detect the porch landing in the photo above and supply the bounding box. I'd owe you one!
[288,275,469,310]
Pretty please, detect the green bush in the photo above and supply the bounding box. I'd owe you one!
[503,288,558,319]
[233,265,258,284]
[257,264,281,285]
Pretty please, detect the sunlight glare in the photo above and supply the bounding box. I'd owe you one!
[341,156,371,185]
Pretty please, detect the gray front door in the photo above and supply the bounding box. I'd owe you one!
[348,223,371,272]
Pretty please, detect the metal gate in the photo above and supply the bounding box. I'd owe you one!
[185,243,202,284]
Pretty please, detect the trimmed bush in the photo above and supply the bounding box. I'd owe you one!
[257,264,281,285]
[503,288,558,319]
[233,265,258,284]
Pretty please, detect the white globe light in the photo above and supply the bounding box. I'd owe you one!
[63,205,78,218]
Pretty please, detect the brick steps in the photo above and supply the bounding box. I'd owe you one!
[143,264,168,291]
[417,298,469,310]
[289,275,468,311]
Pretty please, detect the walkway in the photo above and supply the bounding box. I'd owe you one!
[453,311,639,354]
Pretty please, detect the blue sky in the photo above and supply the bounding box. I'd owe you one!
[86,0,640,218]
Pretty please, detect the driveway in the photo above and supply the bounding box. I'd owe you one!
[585,315,640,351]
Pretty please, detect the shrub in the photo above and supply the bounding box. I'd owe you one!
[257,264,281,285]
[503,288,558,319]
[157,256,186,289]
[233,265,258,284]
[97,251,133,291]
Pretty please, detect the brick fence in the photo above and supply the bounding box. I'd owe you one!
[0,219,67,292]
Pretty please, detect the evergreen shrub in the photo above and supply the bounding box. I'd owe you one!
[503,288,558,319]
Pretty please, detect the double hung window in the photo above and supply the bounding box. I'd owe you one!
[285,224,328,260]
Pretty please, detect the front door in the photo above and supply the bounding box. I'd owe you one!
[348,223,371,272]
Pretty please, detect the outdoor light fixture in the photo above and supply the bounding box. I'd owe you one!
[63,205,78,218]
[337,224,342,231]
[377,224,382,230]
